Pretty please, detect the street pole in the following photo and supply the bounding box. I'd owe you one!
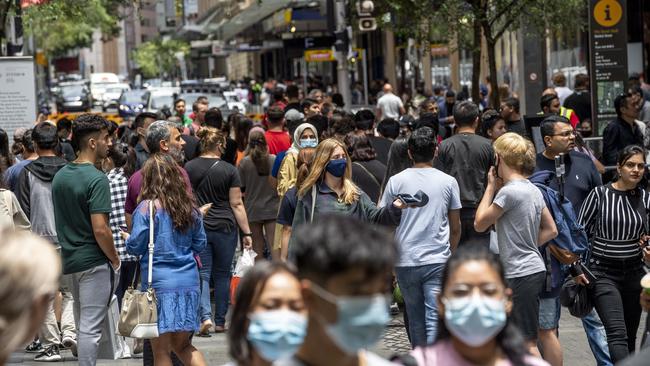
[334,0,351,110]
[362,49,368,106]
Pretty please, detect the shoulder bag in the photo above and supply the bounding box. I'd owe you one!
[118,200,159,339]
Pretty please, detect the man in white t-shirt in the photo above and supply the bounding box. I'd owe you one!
[380,126,462,347]
[376,83,405,120]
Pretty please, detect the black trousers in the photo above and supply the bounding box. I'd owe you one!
[114,260,139,309]
[589,256,644,363]
[459,208,490,247]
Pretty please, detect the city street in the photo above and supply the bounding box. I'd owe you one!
[8,309,648,365]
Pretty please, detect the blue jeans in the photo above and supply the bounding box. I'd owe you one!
[198,229,238,325]
[581,309,613,366]
[395,263,445,347]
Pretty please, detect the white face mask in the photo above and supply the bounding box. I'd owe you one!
[442,294,507,347]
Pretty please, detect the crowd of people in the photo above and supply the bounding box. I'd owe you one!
[1,72,650,366]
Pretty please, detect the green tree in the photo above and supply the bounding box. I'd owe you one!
[132,39,190,79]
[0,0,131,56]
[375,0,586,106]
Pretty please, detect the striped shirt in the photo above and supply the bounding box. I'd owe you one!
[578,184,649,260]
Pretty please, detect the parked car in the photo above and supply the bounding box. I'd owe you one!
[102,83,131,111]
[118,90,150,118]
[145,90,177,116]
[56,83,92,112]
[90,72,120,106]
[223,91,247,114]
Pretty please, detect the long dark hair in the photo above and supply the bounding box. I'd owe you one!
[234,115,253,152]
[344,132,377,162]
[139,154,196,231]
[0,128,14,172]
[246,130,270,176]
[435,244,527,366]
[228,261,298,365]
[380,137,411,194]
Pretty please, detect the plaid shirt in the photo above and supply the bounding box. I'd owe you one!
[108,168,137,262]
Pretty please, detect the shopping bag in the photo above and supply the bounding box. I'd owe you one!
[230,248,257,305]
[98,295,132,359]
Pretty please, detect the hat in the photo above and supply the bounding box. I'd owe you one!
[285,109,304,122]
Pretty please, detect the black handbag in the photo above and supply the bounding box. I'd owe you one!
[559,276,594,318]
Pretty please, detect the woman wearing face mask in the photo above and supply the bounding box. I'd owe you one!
[276,123,318,197]
[227,261,306,366]
[289,139,406,256]
[578,145,650,363]
[408,244,549,366]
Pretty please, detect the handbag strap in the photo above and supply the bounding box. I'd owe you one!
[310,185,317,223]
[147,200,155,288]
[353,162,381,188]
[197,159,220,190]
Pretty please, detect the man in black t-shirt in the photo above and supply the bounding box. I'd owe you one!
[500,97,527,136]
[563,73,591,123]
[434,101,494,246]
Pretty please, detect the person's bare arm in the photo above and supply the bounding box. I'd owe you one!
[449,209,461,252]
[538,207,559,246]
[91,213,120,269]
[229,187,253,249]
[281,225,292,261]
[399,106,406,116]
[474,167,504,232]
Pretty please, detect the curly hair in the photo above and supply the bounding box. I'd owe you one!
[71,114,110,151]
[196,126,225,155]
[138,153,195,231]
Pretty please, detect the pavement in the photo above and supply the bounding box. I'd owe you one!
[7,309,648,365]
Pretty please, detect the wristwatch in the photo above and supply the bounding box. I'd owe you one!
[242,232,253,237]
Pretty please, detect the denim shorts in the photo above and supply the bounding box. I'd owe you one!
[538,296,561,330]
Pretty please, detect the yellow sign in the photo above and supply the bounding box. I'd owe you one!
[35,52,47,66]
[593,0,622,27]
[305,49,335,62]
[304,48,364,62]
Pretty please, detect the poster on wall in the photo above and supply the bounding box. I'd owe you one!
[0,57,37,136]
[588,0,629,135]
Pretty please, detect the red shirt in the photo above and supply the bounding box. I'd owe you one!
[265,130,291,155]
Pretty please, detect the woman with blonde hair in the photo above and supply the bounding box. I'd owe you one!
[238,127,280,259]
[289,138,406,254]
[0,230,60,365]
[474,132,558,357]
[185,126,253,335]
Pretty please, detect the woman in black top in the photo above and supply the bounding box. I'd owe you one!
[578,145,650,362]
[184,127,253,335]
[344,132,387,203]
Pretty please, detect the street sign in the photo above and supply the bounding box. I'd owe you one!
[305,49,336,62]
[0,57,37,136]
[588,0,628,135]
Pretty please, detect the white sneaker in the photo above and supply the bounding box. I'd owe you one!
[61,337,77,358]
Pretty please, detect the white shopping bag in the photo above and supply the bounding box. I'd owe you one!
[234,248,257,278]
[98,295,132,359]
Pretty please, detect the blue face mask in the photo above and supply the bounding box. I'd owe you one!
[247,310,307,362]
[310,283,390,355]
[300,138,317,148]
[442,294,507,347]
[326,158,347,177]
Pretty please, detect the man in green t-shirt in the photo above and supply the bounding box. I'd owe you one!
[52,114,119,366]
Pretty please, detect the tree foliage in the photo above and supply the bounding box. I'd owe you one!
[374,0,587,106]
[22,0,132,57]
[132,39,190,79]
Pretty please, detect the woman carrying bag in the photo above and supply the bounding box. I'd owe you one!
[578,145,650,363]
[125,153,207,366]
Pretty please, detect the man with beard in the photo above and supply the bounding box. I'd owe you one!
[124,120,190,365]
[52,114,119,366]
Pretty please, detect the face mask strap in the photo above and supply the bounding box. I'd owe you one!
[309,282,339,305]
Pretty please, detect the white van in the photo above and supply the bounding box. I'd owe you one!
[90,73,120,106]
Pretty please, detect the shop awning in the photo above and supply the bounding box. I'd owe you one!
[211,0,290,41]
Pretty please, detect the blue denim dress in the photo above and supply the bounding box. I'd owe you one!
[126,200,207,334]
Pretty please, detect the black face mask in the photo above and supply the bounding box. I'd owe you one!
[577,128,592,138]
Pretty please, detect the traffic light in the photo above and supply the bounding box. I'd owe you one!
[356,0,376,32]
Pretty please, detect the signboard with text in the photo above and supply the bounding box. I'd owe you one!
[588,0,628,135]
[0,57,37,136]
